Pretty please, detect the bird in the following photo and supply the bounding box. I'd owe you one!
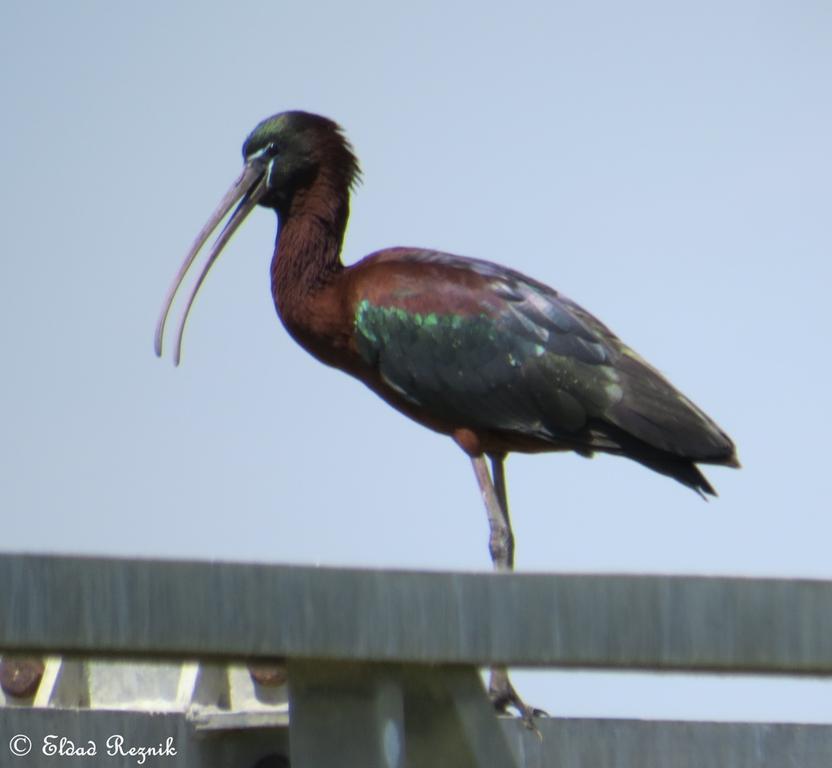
[156,110,739,725]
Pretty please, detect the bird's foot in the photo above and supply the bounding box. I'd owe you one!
[488,667,547,736]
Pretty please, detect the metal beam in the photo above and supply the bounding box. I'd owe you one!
[288,661,520,768]
[2,553,831,673]
[288,661,409,768]
[3,553,832,673]
[3,554,832,767]
[3,709,832,767]
[500,718,832,768]
[0,555,832,675]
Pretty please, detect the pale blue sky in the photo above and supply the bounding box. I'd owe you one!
[2,1,831,722]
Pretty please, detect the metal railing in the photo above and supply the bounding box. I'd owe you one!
[1,553,831,766]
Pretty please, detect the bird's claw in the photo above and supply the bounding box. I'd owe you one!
[488,670,547,738]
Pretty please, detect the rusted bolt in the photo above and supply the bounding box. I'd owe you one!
[0,657,45,698]
[248,661,288,687]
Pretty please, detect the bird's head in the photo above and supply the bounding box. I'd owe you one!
[241,111,360,213]
[155,110,360,364]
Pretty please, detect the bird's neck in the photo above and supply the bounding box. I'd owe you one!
[271,173,349,313]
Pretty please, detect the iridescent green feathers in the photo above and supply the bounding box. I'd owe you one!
[353,249,736,495]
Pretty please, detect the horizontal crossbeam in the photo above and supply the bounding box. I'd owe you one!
[2,554,832,673]
[3,708,832,767]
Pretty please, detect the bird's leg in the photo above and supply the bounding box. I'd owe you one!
[470,454,544,731]
[470,455,513,572]
[489,454,515,570]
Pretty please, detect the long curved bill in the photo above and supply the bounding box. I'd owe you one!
[155,161,268,365]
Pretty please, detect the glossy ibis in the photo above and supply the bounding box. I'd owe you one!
[156,111,739,724]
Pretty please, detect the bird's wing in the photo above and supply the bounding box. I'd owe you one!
[351,249,735,463]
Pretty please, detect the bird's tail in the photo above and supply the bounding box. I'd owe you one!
[630,453,717,499]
